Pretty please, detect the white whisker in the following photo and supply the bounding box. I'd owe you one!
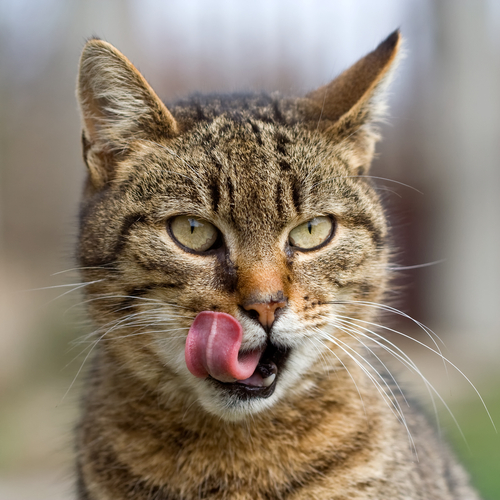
[313,327,417,455]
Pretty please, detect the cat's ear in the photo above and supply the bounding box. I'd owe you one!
[77,39,178,188]
[302,30,401,173]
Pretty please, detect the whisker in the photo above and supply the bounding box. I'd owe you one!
[25,279,104,293]
[43,280,107,306]
[314,327,417,455]
[311,175,423,194]
[51,265,115,276]
[307,336,367,417]
[316,328,406,416]
[64,293,193,316]
[333,321,410,408]
[330,315,493,442]
[328,300,446,353]
[388,260,445,271]
[334,316,438,417]
[332,311,496,431]
[103,328,189,342]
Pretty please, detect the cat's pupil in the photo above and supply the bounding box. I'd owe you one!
[308,221,312,234]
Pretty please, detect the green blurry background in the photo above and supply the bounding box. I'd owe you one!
[0,1,499,498]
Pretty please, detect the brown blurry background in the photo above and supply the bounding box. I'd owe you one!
[0,1,499,498]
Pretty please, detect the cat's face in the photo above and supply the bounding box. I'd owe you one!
[77,34,399,420]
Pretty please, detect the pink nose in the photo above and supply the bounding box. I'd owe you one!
[243,300,287,331]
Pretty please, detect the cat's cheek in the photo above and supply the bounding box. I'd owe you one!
[153,335,189,377]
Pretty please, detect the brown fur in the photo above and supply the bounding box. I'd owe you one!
[75,32,480,499]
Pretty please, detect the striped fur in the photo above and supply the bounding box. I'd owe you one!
[75,32,480,499]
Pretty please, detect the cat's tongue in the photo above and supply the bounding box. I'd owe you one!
[185,311,262,383]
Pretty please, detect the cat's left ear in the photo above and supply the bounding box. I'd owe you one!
[302,30,402,173]
[77,39,178,189]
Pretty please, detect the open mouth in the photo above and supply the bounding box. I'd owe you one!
[210,342,290,399]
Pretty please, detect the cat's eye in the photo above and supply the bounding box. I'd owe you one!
[289,216,334,250]
[169,215,220,253]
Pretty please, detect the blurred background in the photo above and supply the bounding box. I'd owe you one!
[0,0,499,498]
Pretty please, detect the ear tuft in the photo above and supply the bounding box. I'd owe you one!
[77,40,178,188]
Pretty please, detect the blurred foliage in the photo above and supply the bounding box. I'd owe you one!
[444,392,500,500]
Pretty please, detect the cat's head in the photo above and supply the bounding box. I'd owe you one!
[77,32,401,420]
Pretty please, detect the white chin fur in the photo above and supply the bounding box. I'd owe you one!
[188,341,323,421]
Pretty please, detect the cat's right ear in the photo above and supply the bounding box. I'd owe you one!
[77,39,178,189]
[301,30,401,173]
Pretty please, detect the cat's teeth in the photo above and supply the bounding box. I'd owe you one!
[262,373,276,387]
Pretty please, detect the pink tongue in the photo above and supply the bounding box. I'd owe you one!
[185,311,262,383]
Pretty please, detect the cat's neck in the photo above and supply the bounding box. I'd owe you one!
[79,353,399,498]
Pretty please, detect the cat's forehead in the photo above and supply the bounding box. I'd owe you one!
[118,114,380,245]
[134,115,360,225]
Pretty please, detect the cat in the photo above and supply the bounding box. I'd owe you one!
[75,31,481,499]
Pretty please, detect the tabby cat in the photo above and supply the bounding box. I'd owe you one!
[75,31,480,499]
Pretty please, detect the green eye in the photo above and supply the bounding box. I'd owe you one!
[289,216,334,250]
[170,215,220,252]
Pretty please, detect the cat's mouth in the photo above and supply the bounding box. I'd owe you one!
[185,311,290,399]
[209,342,290,399]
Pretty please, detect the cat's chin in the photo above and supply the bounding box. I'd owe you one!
[194,381,284,422]
[187,341,322,422]
[191,342,290,421]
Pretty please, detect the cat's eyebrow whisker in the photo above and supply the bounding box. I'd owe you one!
[387,259,446,271]
[371,185,402,198]
[301,150,332,184]
[311,175,423,194]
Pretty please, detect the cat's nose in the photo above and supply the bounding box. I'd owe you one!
[242,297,287,332]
